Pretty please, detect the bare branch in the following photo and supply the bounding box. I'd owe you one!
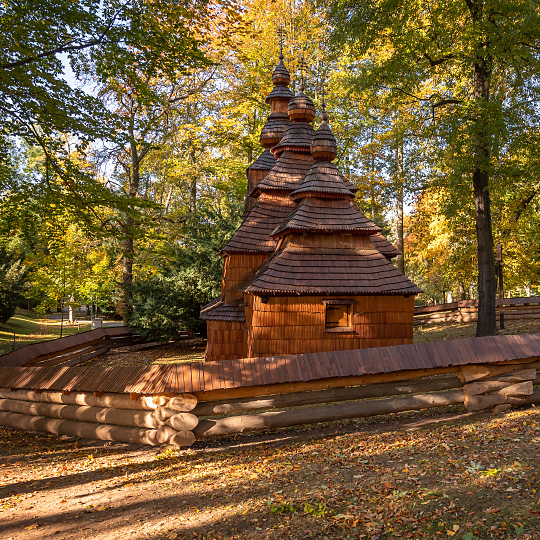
[432,98,463,108]
[423,52,456,67]
[169,67,218,103]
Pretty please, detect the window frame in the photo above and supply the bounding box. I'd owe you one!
[323,299,354,331]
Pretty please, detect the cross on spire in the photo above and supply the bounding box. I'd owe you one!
[320,81,329,122]
[299,56,307,92]
[277,25,287,58]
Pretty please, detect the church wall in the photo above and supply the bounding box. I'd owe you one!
[246,295,414,358]
[244,169,268,218]
[205,320,247,361]
[221,253,269,303]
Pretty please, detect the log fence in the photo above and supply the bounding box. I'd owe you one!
[0,358,539,447]
[414,297,540,326]
[0,333,539,447]
[0,327,141,368]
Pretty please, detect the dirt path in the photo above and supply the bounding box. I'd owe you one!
[2,406,540,540]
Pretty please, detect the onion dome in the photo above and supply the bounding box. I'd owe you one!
[311,107,337,161]
[287,89,316,123]
[272,53,291,86]
[259,54,293,147]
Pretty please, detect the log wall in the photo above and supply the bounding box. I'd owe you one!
[246,295,414,357]
[244,169,268,217]
[0,389,198,447]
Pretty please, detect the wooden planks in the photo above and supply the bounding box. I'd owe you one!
[247,295,414,358]
[0,333,537,399]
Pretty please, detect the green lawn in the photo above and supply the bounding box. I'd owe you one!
[0,309,91,356]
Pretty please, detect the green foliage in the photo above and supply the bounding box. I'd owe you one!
[267,500,296,514]
[0,247,28,323]
[130,206,241,339]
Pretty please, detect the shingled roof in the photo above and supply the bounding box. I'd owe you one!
[272,198,381,237]
[252,151,314,195]
[291,162,356,200]
[200,298,246,322]
[221,193,296,254]
[243,245,422,296]
[243,104,421,297]
[247,149,277,171]
[225,85,320,254]
[272,123,316,155]
[370,233,401,259]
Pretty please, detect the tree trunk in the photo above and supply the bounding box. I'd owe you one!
[189,147,197,213]
[395,138,405,273]
[472,57,496,337]
[370,124,376,220]
[122,139,141,325]
[459,281,466,300]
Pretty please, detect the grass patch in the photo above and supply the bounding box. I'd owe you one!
[0,309,91,355]
[414,318,540,343]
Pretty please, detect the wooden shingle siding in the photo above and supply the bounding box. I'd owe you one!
[203,55,415,363]
[246,296,414,357]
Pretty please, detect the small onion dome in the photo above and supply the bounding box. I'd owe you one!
[259,112,291,147]
[311,115,337,161]
[288,91,316,123]
[272,55,291,86]
[290,162,355,201]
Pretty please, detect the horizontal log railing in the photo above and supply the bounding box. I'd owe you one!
[0,359,539,447]
[0,327,140,368]
[0,333,539,447]
[414,297,540,326]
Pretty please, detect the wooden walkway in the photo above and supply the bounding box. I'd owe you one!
[0,333,538,397]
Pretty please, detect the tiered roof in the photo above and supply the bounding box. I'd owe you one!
[223,68,317,255]
[243,53,294,219]
[243,245,421,296]
[244,105,421,297]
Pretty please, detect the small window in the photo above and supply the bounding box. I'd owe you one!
[325,302,352,329]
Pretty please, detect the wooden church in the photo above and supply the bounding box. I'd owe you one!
[201,53,421,361]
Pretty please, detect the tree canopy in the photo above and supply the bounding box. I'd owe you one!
[0,0,538,338]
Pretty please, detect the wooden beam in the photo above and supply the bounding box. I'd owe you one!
[193,366,458,403]
[193,376,463,416]
[193,390,466,438]
[0,388,163,411]
[0,410,159,445]
[459,362,540,383]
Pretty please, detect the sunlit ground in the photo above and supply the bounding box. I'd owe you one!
[1,406,540,539]
[414,318,540,343]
